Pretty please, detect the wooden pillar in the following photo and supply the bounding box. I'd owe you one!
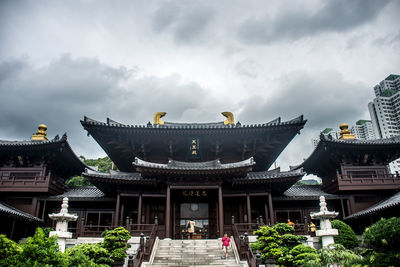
[137,194,142,224]
[120,203,125,226]
[35,200,41,218]
[114,193,121,226]
[348,196,355,215]
[165,186,171,238]
[10,219,16,239]
[340,199,346,218]
[31,197,38,216]
[264,203,269,224]
[246,194,252,224]
[268,193,275,225]
[41,200,47,220]
[218,186,224,236]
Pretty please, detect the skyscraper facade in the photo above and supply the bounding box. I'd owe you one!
[350,120,376,140]
[369,74,400,174]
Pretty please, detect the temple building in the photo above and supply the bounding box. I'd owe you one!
[1,114,400,240]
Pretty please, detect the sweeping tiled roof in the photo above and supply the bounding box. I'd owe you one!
[345,192,400,220]
[47,186,106,200]
[134,157,255,170]
[281,185,341,199]
[82,115,305,129]
[0,201,42,223]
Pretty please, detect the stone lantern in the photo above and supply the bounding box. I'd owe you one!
[310,196,339,248]
[48,197,78,252]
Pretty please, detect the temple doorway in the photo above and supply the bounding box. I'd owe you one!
[172,189,218,239]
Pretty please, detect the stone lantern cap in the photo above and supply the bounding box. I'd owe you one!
[49,197,78,222]
[310,196,339,220]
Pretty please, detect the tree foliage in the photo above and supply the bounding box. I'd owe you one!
[16,228,68,267]
[101,227,131,261]
[331,220,358,249]
[0,234,22,266]
[361,217,400,267]
[304,244,362,267]
[80,156,116,173]
[67,243,113,266]
[250,224,308,264]
[66,175,92,187]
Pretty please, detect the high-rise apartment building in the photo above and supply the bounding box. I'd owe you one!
[369,74,400,174]
[351,120,376,140]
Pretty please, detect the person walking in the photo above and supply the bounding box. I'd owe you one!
[187,219,195,239]
[220,233,231,259]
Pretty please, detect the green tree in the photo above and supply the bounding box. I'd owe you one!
[15,228,68,267]
[66,175,92,187]
[361,217,400,267]
[0,234,22,266]
[81,156,116,173]
[304,244,362,267]
[331,220,358,249]
[67,243,113,266]
[101,227,131,261]
[251,224,309,264]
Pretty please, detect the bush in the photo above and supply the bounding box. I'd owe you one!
[361,217,400,267]
[101,227,131,261]
[278,244,318,267]
[67,243,113,266]
[251,224,312,264]
[331,220,358,249]
[0,234,22,266]
[16,227,68,266]
[362,217,400,250]
[304,244,362,267]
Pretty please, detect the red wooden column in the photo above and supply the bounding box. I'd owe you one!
[246,194,252,224]
[165,185,171,238]
[218,186,224,236]
[137,194,142,224]
[268,193,275,225]
[114,193,121,226]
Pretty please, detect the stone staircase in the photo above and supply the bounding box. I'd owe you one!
[145,239,243,267]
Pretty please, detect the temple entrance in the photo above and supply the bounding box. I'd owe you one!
[172,189,218,239]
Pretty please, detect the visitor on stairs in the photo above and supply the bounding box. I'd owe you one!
[221,233,231,259]
[187,219,195,239]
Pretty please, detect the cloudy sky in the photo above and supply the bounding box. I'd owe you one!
[1,0,399,171]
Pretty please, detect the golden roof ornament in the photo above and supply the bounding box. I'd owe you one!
[338,123,355,140]
[222,112,234,125]
[31,124,49,141]
[153,112,166,125]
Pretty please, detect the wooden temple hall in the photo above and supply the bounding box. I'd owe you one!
[1,112,400,240]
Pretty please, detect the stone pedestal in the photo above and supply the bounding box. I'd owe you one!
[49,197,78,252]
[310,196,339,248]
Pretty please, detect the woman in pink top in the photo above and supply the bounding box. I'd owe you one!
[221,233,231,259]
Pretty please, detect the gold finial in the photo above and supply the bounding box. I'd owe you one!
[31,124,48,141]
[153,112,166,125]
[339,123,355,140]
[221,112,234,125]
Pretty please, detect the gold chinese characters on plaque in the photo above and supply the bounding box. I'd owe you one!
[183,190,207,197]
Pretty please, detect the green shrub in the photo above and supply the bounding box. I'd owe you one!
[278,244,318,267]
[331,220,358,249]
[16,227,68,267]
[251,225,313,264]
[304,244,362,267]
[0,234,22,266]
[273,223,295,235]
[67,243,113,266]
[362,217,400,250]
[101,227,131,261]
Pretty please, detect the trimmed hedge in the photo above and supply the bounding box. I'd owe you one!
[331,220,358,249]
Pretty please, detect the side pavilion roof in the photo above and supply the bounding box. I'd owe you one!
[81,115,306,172]
[295,135,400,178]
[0,134,88,178]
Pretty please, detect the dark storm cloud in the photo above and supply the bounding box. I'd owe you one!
[0,55,215,157]
[152,2,215,44]
[238,70,371,130]
[237,0,391,44]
